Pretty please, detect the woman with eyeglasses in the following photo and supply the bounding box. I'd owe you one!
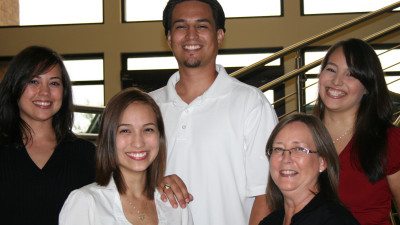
[258,114,359,225]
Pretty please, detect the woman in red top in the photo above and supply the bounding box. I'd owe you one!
[314,38,400,225]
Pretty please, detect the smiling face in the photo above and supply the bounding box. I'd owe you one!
[167,1,224,69]
[318,47,367,115]
[270,121,326,197]
[18,64,63,126]
[116,102,160,178]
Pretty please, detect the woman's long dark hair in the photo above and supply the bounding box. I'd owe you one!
[0,46,74,145]
[314,38,393,182]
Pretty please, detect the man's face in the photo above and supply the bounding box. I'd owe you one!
[167,1,224,69]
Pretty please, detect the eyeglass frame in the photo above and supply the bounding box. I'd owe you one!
[267,146,318,157]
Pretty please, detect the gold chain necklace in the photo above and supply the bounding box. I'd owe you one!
[126,199,147,223]
[332,129,351,144]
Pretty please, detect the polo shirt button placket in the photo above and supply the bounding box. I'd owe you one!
[182,108,189,130]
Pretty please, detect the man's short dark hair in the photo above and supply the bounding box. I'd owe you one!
[162,0,226,37]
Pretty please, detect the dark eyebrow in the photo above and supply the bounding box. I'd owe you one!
[172,18,212,25]
[35,74,63,80]
[117,123,157,128]
[326,62,338,67]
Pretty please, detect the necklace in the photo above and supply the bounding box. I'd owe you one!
[332,129,351,144]
[127,199,147,222]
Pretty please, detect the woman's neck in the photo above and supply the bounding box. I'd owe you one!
[23,119,55,142]
[121,171,147,198]
[323,110,356,153]
[283,191,316,225]
[323,110,355,130]
[120,172,158,225]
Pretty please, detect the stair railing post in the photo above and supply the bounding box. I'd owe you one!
[295,50,306,113]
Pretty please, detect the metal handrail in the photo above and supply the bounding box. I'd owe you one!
[73,105,104,114]
[73,2,400,139]
[259,23,400,92]
[395,113,400,125]
[230,1,400,79]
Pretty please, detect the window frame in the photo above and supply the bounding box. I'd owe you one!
[0,0,104,28]
[300,0,400,16]
[121,0,284,23]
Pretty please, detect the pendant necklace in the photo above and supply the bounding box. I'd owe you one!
[127,199,147,223]
[333,129,351,144]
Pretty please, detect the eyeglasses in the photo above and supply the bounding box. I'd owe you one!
[267,147,318,158]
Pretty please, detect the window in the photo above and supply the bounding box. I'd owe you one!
[303,47,400,113]
[1,0,103,26]
[121,48,284,115]
[302,0,400,15]
[123,0,282,22]
[63,55,104,134]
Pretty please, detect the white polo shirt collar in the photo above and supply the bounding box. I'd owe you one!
[166,65,233,107]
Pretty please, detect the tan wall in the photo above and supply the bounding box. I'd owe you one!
[0,0,18,26]
[0,1,399,106]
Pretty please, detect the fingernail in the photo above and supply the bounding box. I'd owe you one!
[185,198,190,203]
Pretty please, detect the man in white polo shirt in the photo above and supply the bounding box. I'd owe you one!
[150,0,278,224]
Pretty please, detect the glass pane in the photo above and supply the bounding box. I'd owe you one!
[127,53,280,70]
[128,56,178,70]
[72,85,104,106]
[19,0,103,26]
[216,53,280,67]
[376,49,400,72]
[124,0,281,22]
[304,51,325,74]
[303,0,399,15]
[125,0,168,21]
[73,112,97,133]
[305,78,318,106]
[264,89,274,105]
[220,0,281,18]
[386,76,400,94]
[64,59,104,81]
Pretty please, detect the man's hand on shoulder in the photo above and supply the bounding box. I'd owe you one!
[158,174,193,208]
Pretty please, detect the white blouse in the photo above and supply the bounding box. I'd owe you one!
[59,178,193,225]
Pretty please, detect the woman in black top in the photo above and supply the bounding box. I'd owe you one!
[259,114,359,225]
[0,46,95,225]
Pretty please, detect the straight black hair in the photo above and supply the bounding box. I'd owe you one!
[314,38,393,182]
[162,0,226,37]
[0,46,74,145]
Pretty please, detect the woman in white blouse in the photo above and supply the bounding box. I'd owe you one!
[59,87,193,225]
